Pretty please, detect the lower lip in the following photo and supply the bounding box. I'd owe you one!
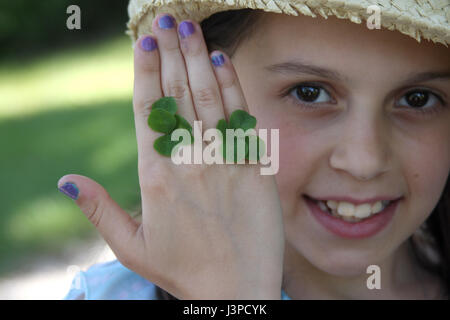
[304,196,400,239]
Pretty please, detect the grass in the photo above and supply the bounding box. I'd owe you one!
[0,35,134,119]
[0,35,141,275]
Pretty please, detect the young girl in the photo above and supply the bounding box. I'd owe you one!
[60,0,449,299]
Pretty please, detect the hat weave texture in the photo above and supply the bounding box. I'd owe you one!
[127,0,450,46]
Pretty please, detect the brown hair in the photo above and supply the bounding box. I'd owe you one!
[411,178,449,298]
[145,8,450,300]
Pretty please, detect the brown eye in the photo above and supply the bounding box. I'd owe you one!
[297,86,320,102]
[398,89,441,110]
[290,85,332,104]
[405,91,428,108]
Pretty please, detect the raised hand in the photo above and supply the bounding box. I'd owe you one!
[58,13,285,299]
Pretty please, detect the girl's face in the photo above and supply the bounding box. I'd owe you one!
[232,12,450,276]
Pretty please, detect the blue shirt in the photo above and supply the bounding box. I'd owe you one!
[64,259,292,300]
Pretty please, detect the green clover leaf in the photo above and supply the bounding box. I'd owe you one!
[148,97,194,156]
[229,109,256,131]
[147,108,176,134]
[216,116,250,163]
[174,114,194,145]
[151,96,178,114]
[153,133,183,157]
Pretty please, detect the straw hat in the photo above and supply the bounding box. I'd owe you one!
[127,0,450,47]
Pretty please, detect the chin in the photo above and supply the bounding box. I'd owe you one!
[287,229,388,278]
[309,249,378,277]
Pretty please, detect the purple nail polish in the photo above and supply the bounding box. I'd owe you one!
[59,182,79,200]
[211,53,225,67]
[141,36,157,51]
[158,15,175,29]
[179,21,195,39]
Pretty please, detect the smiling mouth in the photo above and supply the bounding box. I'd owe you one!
[303,195,401,223]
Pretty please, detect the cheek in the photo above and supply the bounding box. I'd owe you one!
[256,112,320,214]
[376,127,450,270]
[247,100,329,215]
[397,129,450,224]
[276,122,311,192]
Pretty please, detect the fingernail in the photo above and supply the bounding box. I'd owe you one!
[140,36,157,51]
[158,14,175,29]
[59,182,79,200]
[178,21,195,39]
[211,53,225,67]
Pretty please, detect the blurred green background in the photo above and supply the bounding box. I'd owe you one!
[0,0,141,276]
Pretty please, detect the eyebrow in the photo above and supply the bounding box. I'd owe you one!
[399,71,450,85]
[264,61,450,84]
[264,61,344,81]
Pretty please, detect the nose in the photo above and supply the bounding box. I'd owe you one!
[329,110,391,181]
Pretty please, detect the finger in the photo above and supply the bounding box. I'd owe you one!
[152,13,197,124]
[57,174,143,270]
[209,50,249,120]
[133,35,166,164]
[177,20,225,131]
[210,51,264,163]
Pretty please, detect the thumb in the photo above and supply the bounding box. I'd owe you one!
[57,174,141,268]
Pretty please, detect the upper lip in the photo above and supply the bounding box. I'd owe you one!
[304,194,403,205]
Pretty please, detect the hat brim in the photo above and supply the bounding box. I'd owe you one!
[127,0,450,47]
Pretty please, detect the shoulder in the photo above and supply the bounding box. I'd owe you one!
[64,259,159,300]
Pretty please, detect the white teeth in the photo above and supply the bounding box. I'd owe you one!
[337,202,355,216]
[371,201,383,214]
[354,203,372,218]
[315,198,393,221]
[327,200,338,209]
